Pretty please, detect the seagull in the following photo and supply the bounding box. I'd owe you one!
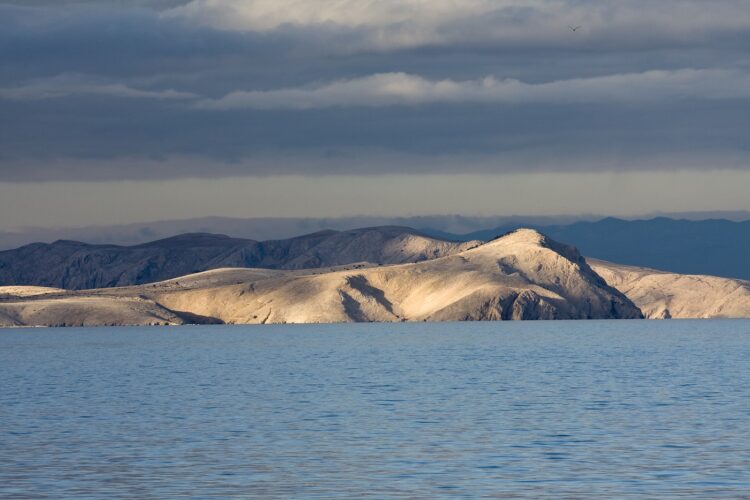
[568,25,581,32]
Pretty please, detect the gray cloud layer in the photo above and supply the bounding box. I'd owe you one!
[0,74,196,101]
[194,69,750,109]
[165,0,750,52]
[1,0,749,181]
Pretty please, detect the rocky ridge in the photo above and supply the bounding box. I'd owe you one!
[0,229,642,327]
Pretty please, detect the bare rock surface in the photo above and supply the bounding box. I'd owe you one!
[591,259,750,319]
[0,295,199,328]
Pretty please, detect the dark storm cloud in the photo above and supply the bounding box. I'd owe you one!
[0,3,286,85]
[1,0,749,181]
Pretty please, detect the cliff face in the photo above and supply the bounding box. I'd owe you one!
[0,229,643,327]
[0,227,478,290]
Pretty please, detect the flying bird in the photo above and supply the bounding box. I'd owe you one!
[568,25,581,32]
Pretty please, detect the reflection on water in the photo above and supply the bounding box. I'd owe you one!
[2,321,750,497]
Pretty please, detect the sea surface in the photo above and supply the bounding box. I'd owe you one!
[2,320,750,498]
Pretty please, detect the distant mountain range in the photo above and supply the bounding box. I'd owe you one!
[425,217,750,281]
[3,212,749,249]
[3,217,750,290]
[0,215,589,249]
[3,214,750,280]
[0,227,477,290]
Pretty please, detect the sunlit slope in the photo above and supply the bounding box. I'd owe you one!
[591,260,750,319]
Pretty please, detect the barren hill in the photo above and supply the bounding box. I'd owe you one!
[591,260,750,319]
[0,229,642,327]
[0,226,478,290]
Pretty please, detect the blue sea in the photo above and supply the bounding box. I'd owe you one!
[2,321,750,498]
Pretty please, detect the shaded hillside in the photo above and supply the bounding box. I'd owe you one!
[430,218,750,281]
[0,227,477,290]
[0,230,642,327]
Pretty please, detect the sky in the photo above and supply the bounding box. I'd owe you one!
[1,0,750,230]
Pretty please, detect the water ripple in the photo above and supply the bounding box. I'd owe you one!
[2,320,750,497]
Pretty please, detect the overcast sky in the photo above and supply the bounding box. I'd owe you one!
[1,0,749,229]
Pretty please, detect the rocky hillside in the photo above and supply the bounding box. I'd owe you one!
[440,217,750,281]
[0,227,478,290]
[590,259,750,319]
[0,229,642,327]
